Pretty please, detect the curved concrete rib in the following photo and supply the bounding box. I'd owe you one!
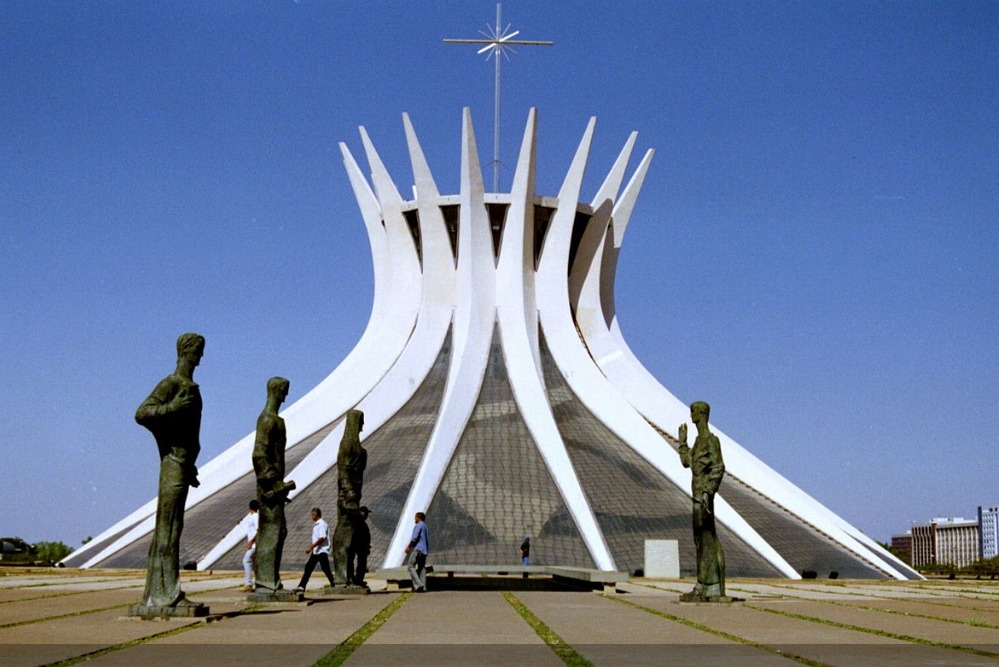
[384,108,497,566]
[573,149,911,579]
[77,136,422,569]
[496,109,614,570]
[538,121,797,578]
[199,116,457,570]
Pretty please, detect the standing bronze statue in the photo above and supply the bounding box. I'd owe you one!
[331,409,366,586]
[131,333,208,616]
[677,401,730,602]
[251,376,297,598]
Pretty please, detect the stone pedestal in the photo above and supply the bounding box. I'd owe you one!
[129,602,209,619]
[323,584,370,595]
[247,589,304,603]
[678,593,742,603]
[644,539,680,578]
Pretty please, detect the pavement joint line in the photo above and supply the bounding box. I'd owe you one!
[601,593,831,667]
[743,603,999,659]
[501,590,594,667]
[311,592,410,667]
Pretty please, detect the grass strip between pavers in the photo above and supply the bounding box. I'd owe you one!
[311,592,411,667]
[602,594,831,667]
[780,594,999,630]
[0,603,131,629]
[0,585,142,606]
[745,603,999,659]
[502,590,593,667]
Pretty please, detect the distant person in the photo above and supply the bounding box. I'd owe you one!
[294,507,336,592]
[348,506,371,587]
[405,512,429,592]
[239,500,259,592]
[520,536,530,566]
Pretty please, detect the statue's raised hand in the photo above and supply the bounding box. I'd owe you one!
[677,423,691,468]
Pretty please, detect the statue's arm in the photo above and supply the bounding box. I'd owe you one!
[703,435,726,493]
[135,377,178,426]
[252,416,281,487]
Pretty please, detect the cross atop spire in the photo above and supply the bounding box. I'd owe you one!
[444,4,553,192]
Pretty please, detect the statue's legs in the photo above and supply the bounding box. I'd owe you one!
[142,457,188,608]
[692,498,724,598]
[254,503,287,592]
[331,510,353,584]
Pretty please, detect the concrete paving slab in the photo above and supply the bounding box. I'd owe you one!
[514,591,791,667]
[345,591,561,666]
[0,611,203,667]
[0,589,139,626]
[5,572,999,666]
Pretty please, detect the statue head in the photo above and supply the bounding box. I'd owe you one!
[690,401,710,423]
[267,376,290,404]
[176,333,205,367]
[345,409,364,435]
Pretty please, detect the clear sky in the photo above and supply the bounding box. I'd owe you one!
[1,1,996,550]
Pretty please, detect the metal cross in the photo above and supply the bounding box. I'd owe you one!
[444,3,553,192]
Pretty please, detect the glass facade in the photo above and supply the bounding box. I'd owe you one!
[541,331,782,577]
[213,330,454,571]
[427,326,595,568]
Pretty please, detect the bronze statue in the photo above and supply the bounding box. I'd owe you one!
[331,409,366,584]
[132,333,207,614]
[677,401,728,601]
[251,377,296,594]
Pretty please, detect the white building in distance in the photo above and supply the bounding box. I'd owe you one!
[64,110,919,580]
[979,506,999,560]
[911,517,980,569]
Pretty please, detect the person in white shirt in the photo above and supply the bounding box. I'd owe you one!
[239,500,259,592]
[294,507,337,592]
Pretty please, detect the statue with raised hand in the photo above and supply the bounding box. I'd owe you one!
[132,333,207,615]
[252,376,297,594]
[331,409,366,585]
[677,401,728,601]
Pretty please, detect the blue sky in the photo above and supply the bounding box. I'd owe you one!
[1,1,996,548]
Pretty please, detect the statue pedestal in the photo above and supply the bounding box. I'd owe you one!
[247,589,304,603]
[129,602,209,619]
[323,584,370,595]
[678,592,742,604]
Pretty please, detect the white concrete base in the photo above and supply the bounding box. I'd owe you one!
[644,539,680,579]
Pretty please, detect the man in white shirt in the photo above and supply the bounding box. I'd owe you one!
[294,507,337,592]
[239,500,259,592]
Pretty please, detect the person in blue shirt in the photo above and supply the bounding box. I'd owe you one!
[405,512,429,592]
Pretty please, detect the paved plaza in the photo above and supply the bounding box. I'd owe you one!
[2,568,998,666]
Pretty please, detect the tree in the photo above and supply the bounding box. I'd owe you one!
[33,541,72,564]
